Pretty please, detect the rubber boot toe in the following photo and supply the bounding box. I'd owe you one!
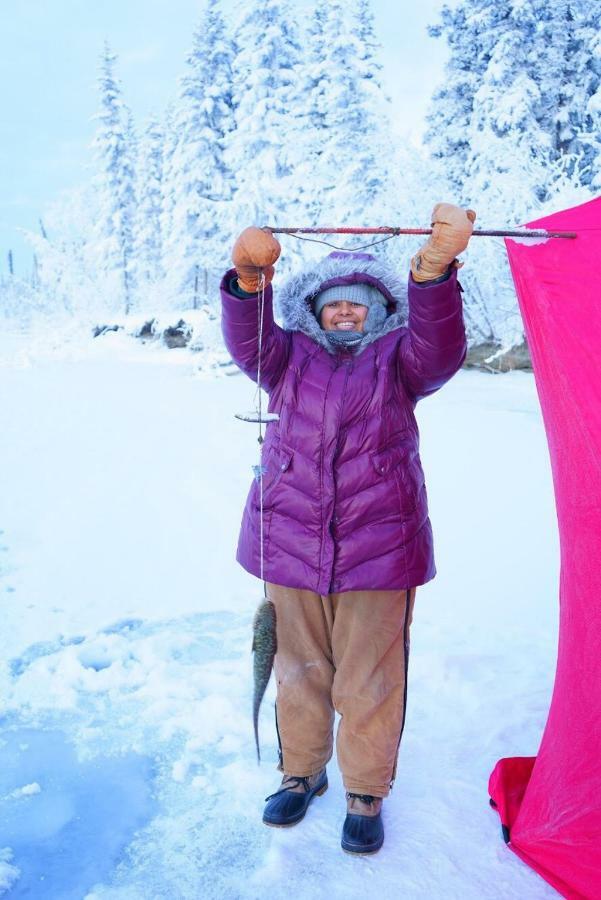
[341,810,384,854]
[263,771,328,827]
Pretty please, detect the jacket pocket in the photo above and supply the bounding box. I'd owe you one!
[370,443,407,477]
[252,443,294,510]
[370,441,418,515]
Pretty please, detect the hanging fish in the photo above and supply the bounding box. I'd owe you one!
[252,598,277,763]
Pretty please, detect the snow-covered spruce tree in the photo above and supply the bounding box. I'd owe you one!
[423,0,503,196]
[485,0,601,194]
[0,252,33,321]
[274,0,329,237]
[159,100,177,249]
[24,184,107,322]
[305,0,328,138]
[350,0,418,269]
[423,0,601,348]
[308,0,395,233]
[463,8,550,208]
[0,273,34,322]
[422,0,535,345]
[225,0,403,278]
[426,0,601,201]
[582,9,601,188]
[162,0,237,309]
[532,0,601,189]
[227,0,312,276]
[134,115,165,300]
[260,0,400,274]
[91,41,137,314]
[462,29,550,349]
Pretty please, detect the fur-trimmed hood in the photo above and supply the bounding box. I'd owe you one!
[276,251,409,355]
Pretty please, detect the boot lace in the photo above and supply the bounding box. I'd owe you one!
[265,775,312,802]
[346,792,377,805]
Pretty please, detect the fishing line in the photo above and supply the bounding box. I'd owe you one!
[281,232,401,252]
[256,271,266,585]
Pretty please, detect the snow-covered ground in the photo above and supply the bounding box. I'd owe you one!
[0,329,560,899]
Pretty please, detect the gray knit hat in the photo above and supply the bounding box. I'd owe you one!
[312,282,389,333]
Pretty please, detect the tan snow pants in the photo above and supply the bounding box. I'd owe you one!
[265,582,417,798]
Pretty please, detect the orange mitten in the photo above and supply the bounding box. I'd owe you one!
[411,204,476,282]
[232,226,281,293]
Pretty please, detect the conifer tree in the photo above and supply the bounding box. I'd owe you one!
[281,0,331,234]
[91,41,137,314]
[539,0,601,187]
[420,0,601,348]
[423,1,507,196]
[163,0,237,307]
[463,5,549,208]
[425,0,601,198]
[135,115,165,288]
[307,0,394,229]
[227,0,305,243]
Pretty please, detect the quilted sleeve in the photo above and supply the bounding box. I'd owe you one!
[220,268,291,392]
[396,267,467,401]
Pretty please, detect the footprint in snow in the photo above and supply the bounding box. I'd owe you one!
[9,635,86,678]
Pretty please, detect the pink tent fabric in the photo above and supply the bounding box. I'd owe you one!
[489,196,601,899]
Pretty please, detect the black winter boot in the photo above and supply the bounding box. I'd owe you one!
[262,769,328,827]
[341,793,384,854]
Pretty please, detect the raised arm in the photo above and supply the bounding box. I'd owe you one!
[220,271,291,391]
[397,203,474,401]
[397,267,467,401]
[220,226,291,391]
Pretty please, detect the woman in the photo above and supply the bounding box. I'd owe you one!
[220,204,475,854]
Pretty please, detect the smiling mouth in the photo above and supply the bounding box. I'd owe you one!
[334,321,358,330]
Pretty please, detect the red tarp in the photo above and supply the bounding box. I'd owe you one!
[489,196,601,899]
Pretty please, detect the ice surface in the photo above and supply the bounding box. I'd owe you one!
[0,730,155,899]
[0,333,559,898]
[0,849,20,894]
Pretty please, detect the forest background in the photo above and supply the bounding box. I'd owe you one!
[1,0,600,358]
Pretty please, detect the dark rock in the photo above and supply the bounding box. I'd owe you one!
[464,339,532,373]
[493,340,532,372]
[464,341,502,369]
[93,324,122,338]
[136,319,157,340]
[163,319,192,349]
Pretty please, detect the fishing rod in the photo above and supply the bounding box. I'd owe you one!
[236,220,578,425]
[266,226,577,239]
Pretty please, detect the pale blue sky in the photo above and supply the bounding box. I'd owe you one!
[0,0,450,275]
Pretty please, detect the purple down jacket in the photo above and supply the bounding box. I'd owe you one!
[221,251,466,594]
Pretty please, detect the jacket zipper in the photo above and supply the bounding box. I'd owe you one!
[389,588,412,790]
[317,363,339,587]
[327,355,353,593]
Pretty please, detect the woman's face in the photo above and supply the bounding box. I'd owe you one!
[320,300,369,333]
